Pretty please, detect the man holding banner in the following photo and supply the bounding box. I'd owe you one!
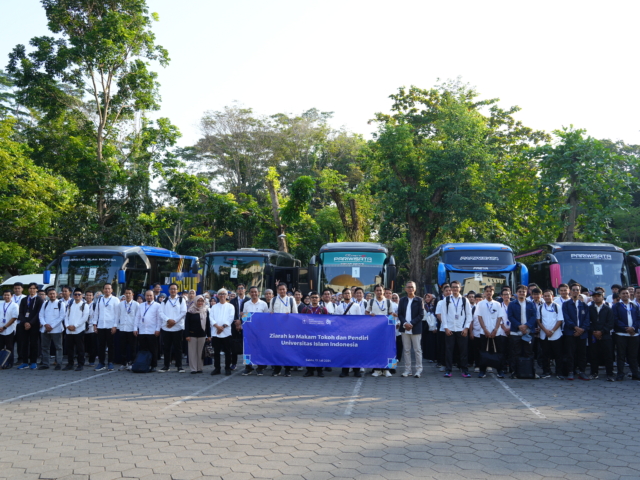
[269,283,298,377]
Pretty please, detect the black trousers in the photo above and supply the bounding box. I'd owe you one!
[395,335,403,361]
[508,335,533,374]
[84,332,98,364]
[162,330,184,369]
[18,322,40,364]
[445,332,468,373]
[137,334,159,368]
[0,333,15,367]
[479,336,506,373]
[212,336,232,370]
[615,335,639,377]
[66,332,85,366]
[119,331,136,364]
[306,367,323,375]
[564,335,587,374]
[97,328,114,365]
[589,335,613,376]
[541,337,563,375]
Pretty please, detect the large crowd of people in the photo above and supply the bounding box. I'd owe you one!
[1,279,639,383]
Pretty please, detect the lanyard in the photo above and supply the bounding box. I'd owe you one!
[126,302,133,315]
[375,299,386,311]
[309,306,322,314]
[451,296,461,311]
[103,297,112,308]
[486,301,496,314]
[544,303,556,313]
[168,297,178,308]
[278,296,289,308]
[143,303,152,322]
[27,296,34,308]
[3,303,10,323]
[13,295,21,304]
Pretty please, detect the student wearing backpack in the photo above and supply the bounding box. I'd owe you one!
[134,290,166,372]
[441,281,472,378]
[588,290,615,381]
[301,291,329,377]
[92,283,120,371]
[63,288,90,371]
[116,288,139,371]
[0,289,19,369]
[476,285,507,378]
[537,289,564,379]
[336,287,362,378]
[39,287,66,370]
[561,283,590,381]
[159,283,187,373]
[269,283,298,377]
[240,286,269,376]
[84,291,98,366]
[366,284,398,377]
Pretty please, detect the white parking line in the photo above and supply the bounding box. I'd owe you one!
[161,369,241,411]
[493,374,546,419]
[0,371,114,405]
[344,376,364,416]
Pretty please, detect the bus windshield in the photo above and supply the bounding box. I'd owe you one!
[204,255,265,295]
[447,271,513,296]
[443,250,514,269]
[56,255,124,294]
[319,251,386,293]
[555,251,626,290]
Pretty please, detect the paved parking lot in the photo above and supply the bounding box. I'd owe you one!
[1,362,639,480]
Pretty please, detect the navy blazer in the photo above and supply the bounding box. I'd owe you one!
[561,298,590,339]
[506,299,537,331]
[588,303,613,338]
[611,301,640,335]
[397,296,424,335]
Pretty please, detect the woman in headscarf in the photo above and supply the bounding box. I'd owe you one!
[185,295,211,374]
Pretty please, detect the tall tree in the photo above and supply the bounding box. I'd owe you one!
[7,0,169,226]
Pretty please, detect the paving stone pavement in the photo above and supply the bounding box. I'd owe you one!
[1,361,639,480]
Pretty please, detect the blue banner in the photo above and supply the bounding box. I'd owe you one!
[243,313,397,369]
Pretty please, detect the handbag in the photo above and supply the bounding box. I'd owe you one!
[204,341,215,358]
[479,338,503,370]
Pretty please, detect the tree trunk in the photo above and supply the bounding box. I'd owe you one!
[348,198,361,242]
[407,215,427,293]
[266,176,288,252]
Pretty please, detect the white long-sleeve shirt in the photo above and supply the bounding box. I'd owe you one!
[440,295,473,332]
[210,303,235,338]
[242,299,269,315]
[93,295,120,329]
[477,299,506,337]
[1,301,19,336]
[40,299,66,334]
[65,300,90,335]
[320,301,338,314]
[160,296,187,332]
[335,301,362,315]
[117,300,139,332]
[134,301,165,335]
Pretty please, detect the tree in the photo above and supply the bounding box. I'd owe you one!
[536,128,638,242]
[7,0,169,226]
[0,118,77,274]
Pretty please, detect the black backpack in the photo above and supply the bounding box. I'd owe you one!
[368,298,392,314]
[445,296,467,319]
[270,297,295,313]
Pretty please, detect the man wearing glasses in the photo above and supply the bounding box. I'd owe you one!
[397,281,426,378]
[301,291,328,377]
[441,281,472,378]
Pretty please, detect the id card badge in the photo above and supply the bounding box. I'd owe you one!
[455,315,459,320]
[25,312,29,318]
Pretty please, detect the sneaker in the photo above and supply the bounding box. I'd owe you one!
[317,372,325,377]
[486,367,493,373]
[230,364,237,371]
[540,372,551,379]
[384,370,393,377]
[371,370,381,377]
[444,372,452,378]
[158,367,169,373]
[510,373,517,379]
[590,373,599,380]
[414,373,421,378]
[17,363,30,370]
[191,371,198,375]
[107,363,114,371]
[149,367,156,372]
[118,365,127,371]
[256,368,264,376]
[439,366,446,372]
[389,369,396,374]
[62,365,74,371]
[88,363,95,367]
[339,372,348,378]
[474,367,480,373]
[607,375,616,382]
[461,372,471,378]
[303,371,314,377]
[272,370,281,377]
[242,368,253,376]
[578,373,590,381]
[211,369,221,376]
[126,365,132,371]
[497,371,505,379]
[556,375,565,380]
[284,370,291,377]
[30,363,38,370]
[75,366,83,371]
[353,371,362,378]
[567,372,574,380]
[38,365,50,370]
[401,372,411,377]
[478,373,486,378]
[225,369,232,376]
[616,375,625,382]
[177,368,185,373]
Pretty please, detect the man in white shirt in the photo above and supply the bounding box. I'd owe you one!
[241,286,269,376]
[84,291,98,366]
[435,284,452,371]
[441,281,473,378]
[536,289,564,379]
[335,288,363,378]
[92,283,120,371]
[0,289,19,368]
[159,283,187,373]
[320,289,338,314]
[116,288,139,371]
[367,284,398,377]
[63,288,90,371]
[210,288,234,376]
[353,287,367,313]
[269,283,298,377]
[39,287,65,370]
[60,285,73,309]
[263,289,274,305]
[134,290,165,372]
[476,285,507,378]
[554,283,571,306]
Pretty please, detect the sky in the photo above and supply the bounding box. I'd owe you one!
[1,0,639,148]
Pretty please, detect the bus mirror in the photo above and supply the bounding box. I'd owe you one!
[517,262,529,286]
[43,270,51,285]
[636,266,640,286]
[310,255,316,265]
[308,264,317,291]
[387,264,397,287]
[437,262,447,286]
[549,263,562,289]
[191,263,199,275]
[118,270,126,284]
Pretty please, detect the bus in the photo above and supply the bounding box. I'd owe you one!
[306,242,398,294]
[44,246,200,296]
[516,242,630,293]
[201,248,300,297]
[425,243,527,295]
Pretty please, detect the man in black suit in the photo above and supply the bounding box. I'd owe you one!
[16,282,44,370]
[588,290,614,381]
[397,281,424,378]
[229,284,248,370]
